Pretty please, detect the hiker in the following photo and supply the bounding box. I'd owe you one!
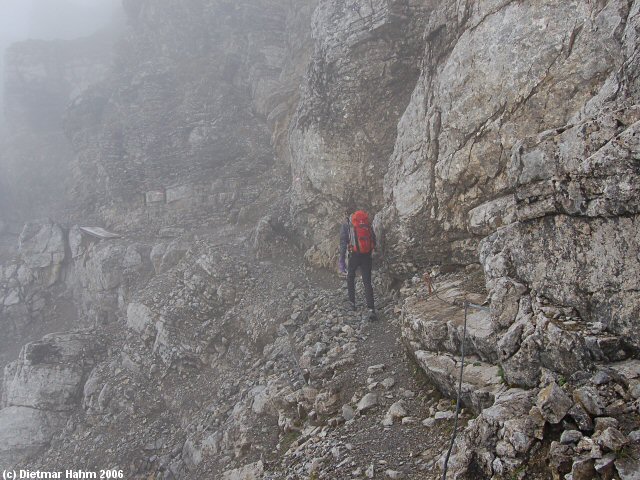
[339,209,377,319]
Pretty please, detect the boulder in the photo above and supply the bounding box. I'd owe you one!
[18,220,65,286]
[573,386,605,416]
[536,382,572,424]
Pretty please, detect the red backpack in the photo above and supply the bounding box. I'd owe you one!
[349,210,373,254]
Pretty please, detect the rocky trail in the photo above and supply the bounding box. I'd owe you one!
[262,275,470,480]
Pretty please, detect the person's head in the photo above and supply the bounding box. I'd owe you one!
[344,199,357,220]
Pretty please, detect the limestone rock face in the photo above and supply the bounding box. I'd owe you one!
[18,220,66,286]
[380,0,634,270]
[67,237,153,325]
[0,406,66,467]
[0,220,77,381]
[0,331,105,466]
[288,0,433,265]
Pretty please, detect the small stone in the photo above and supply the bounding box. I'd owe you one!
[385,470,405,479]
[401,417,418,425]
[434,411,455,420]
[591,371,612,385]
[381,377,395,389]
[628,430,640,442]
[367,364,385,375]
[365,464,374,478]
[357,393,378,413]
[560,430,583,445]
[387,401,407,420]
[422,418,436,428]
[342,405,355,421]
[576,436,595,452]
[399,388,415,399]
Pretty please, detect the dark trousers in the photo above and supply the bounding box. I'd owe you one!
[347,253,374,310]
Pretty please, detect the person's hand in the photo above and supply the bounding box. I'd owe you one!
[338,257,347,275]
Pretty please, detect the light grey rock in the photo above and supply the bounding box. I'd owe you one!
[591,371,612,386]
[314,390,341,416]
[536,382,572,424]
[502,417,536,454]
[422,418,435,428]
[367,364,385,375]
[342,405,355,422]
[385,470,405,479]
[381,376,395,389]
[0,406,66,467]
[434,411,454,421]
[18,220,65,286]
[151,240,188,274]
[126,302,157,334]
[366,464,374,478]
[413,351,503,414]
[221,460,264,480]
[3,331,106,412]
[386,401,407,420]
[356,393,378,413]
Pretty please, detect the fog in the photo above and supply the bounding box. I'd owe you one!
[0,0,121,128]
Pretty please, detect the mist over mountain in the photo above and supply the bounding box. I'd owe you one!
[0,1,638,479]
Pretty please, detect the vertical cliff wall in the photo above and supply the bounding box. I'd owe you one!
[288,0,434,265]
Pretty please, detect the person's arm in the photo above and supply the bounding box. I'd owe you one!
[339,223,349,260]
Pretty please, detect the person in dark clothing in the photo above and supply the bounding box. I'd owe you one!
[339,210,377,319]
